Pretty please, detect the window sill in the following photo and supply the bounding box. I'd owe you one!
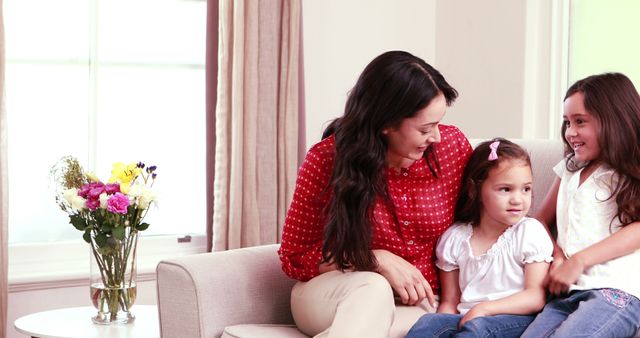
[8,234,207,292]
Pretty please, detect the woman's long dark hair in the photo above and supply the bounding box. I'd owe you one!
[562,73,640,226]
[322,51,458,271]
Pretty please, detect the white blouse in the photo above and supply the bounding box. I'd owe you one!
[554,159,640,298]
[436,217,553,315]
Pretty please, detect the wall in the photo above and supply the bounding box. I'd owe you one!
[302,0,559,149]
[435,0,527,138]
[302,0,437,147]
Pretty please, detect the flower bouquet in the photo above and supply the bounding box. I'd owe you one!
[51,157,157,324]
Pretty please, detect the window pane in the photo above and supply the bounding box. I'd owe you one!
[98,0,206,65]
[6,0,207,244]
[95,66,205,236]
[6,64,90,242]
[569,0,640,86]
[4,0,90,61]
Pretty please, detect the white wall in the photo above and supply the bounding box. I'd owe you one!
[302,0,437,147]
[435,0,527,139]
[302,0,559,148]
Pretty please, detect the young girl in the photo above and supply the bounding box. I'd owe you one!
[521,73,640,337]
[406,138,553,338]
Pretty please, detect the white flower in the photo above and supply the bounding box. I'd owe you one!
[138,187,157,209]
[63,188,87,211]
[63,188,77,204]
[99,192,109,209]
[128,183,143,198]
[129,183,156,209]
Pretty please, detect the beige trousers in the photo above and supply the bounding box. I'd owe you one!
[291,271,437,338]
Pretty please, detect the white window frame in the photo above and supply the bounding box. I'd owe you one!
[8,234,207,291]
[521,0,570,140]
[5,0,208,289]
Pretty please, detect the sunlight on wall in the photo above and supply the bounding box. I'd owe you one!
[569,0,640,87]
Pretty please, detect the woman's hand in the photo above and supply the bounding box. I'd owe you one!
[547,254,585,295]
[373,249,436,306]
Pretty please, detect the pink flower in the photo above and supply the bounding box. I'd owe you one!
[88,185,105,199]
[86,198,100,211]
[107,192,130,214]
[79,182,105,199]
[105,183,120,195]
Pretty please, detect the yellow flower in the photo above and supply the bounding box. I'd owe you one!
[108,162,142,194]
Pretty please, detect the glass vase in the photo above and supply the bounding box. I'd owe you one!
[89,229,139,324]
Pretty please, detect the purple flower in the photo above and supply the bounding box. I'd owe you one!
[107,192,130,214]
[105,183,120,195]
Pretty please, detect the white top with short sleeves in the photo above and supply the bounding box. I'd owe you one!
[554,159,640,298]
[436,217,553,314]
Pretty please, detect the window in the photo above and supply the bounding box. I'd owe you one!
[568,0,640,86]
[5,0,207,246]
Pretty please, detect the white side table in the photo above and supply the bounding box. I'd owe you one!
[14,305,160,338]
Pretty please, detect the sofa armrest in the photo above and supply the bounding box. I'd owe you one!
[156,244,296,338]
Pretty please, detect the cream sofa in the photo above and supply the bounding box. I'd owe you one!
[156,139,564,338]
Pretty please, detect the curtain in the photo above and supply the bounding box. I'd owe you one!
[0,0,9,334]
[211,0,302,251]
[206,0,219,253]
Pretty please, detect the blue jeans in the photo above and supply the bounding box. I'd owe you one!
[405,313,535,338]
[521,288,640,338]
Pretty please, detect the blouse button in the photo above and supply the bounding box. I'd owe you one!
[403,221,410,225]
[403,172,408,176]
[408,240,414,245]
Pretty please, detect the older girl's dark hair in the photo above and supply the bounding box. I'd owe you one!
[562,72,640,226]
[321,51,458,271]
[455,138,531,225]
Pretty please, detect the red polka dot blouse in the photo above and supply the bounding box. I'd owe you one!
[278,125,472,293]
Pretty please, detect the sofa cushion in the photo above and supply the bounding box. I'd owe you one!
[222,324,308,338]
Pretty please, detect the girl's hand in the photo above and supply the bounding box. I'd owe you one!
[546,252,565,286]
[549,253,565,273]
[548,255,585,295]
[437,302,458,314]
[459,303,490,327]
[373,249,436,306]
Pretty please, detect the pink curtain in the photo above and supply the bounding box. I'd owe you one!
[210,0,303,251]
[206,0,219,252]
[0,0,9,334]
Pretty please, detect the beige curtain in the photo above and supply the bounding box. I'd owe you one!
[213,0,301,251]
[0,0,8,335]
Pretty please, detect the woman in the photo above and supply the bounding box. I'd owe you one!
[278,50,472,338]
